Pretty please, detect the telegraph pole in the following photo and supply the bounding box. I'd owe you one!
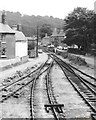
[36,25,38,57]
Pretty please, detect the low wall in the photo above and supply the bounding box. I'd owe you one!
[0,56,28,71]
[20,56,29,63]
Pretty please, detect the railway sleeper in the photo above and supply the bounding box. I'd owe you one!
[3,88,8,92]
[44,104,64,113]
[89,100,96,102]
[91,113,96,120]
[87,97,96,100]
[45,63,51,66]
[2,92,7,97]
[13,91,24,98]
[87,94,95,97]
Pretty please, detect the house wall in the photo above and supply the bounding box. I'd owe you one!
[50,36,64,47]
[6,34,15,59]
[15,41,28,57]
[0,34,15,59]
[41,38,50,46]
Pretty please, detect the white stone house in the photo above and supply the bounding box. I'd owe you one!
[41,33,51,46]
[12,25,28,58]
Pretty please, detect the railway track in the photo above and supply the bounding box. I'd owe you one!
[0,64,42,93]
[0,57,51,98]
[30,57,64,120]
[1,51,95,119]
[0,63,50,102]
[29,61,46,119]
[1,55,65,119]
[29,57,65,119]
[1,57,56,119]
[45,61,65,119]
[49,53,96,119]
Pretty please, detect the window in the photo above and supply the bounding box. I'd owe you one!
[0,35,6,58]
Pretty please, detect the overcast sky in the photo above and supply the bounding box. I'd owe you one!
[0,0,95,19]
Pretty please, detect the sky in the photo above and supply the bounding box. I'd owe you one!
[0,0,95,19]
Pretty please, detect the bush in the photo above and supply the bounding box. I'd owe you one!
[68,48,84,55]
[62,53,68,58]
[68,54,87,66]
[56,50,87,66]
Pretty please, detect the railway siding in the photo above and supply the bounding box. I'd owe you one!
[33,72,54,118]
[0,53,48,83]
[0,52,95,119]
[50,64,91,119]
[0,53,48,119]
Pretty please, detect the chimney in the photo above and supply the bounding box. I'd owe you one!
[12,25,17,31]
[0,11,2,23]
[17,24,22,31]
[12,24,22,31]
[45,33,48,37]
[2,10,6,24]
[94,1,96,14]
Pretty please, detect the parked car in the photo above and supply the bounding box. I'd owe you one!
[63,47,68,50]
[57,46,63,50]
[38,49,43,53]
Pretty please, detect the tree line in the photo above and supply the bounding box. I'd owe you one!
[4,11,64,37]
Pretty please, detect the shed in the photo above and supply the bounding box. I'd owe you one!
[27,36,37,58]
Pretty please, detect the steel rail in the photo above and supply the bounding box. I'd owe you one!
[30,58,51,119]
[52,53,96,81]
[0,64,43,92]
[0,54,51,93]
[50,53,95,90]
[0,63,50,103]
[45,61,65,120]
[49,54,96,114]
[46,62,59,120]
[69,62,96,80]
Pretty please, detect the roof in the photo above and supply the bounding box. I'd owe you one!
[43,34,50,39]
[0,23,15,34]
[15,31,27,41]
[51,28,65,37]
[51,28,58,37]
[26,36,37,41]
[58,29,65,37]
[44,36,50,39]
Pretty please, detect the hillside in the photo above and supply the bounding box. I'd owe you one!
[4,11,64,37]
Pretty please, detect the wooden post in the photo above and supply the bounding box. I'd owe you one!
[36,25,38,57]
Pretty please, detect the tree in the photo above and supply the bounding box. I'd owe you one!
[63,7,94,54]
[28,42,35,50]
[39,24,52,39]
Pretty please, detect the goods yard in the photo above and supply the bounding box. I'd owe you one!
[0,51,95,120]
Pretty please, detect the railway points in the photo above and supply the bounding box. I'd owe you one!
[0,52,95,120]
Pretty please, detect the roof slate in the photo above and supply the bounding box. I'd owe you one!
[0,23,15,34]
[15,31,27,41]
